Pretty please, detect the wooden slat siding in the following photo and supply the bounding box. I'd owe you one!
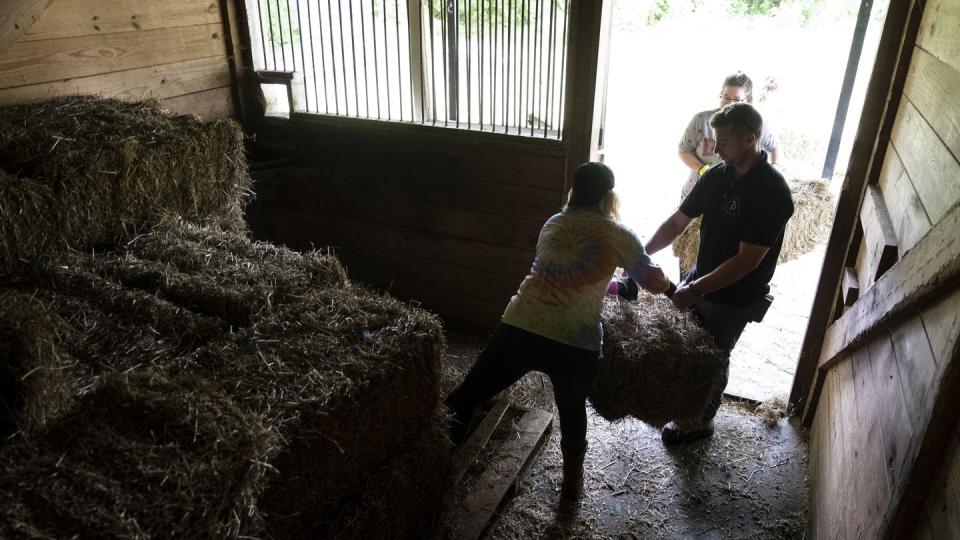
[851,345,891,540]
[890,314,940,429]
[923,420,960,538]
[808,386,825,538]
[868,332,915,490]
[856,185,899,292]
[22,0,221,42]
[0,0,54,54]
[921,287,960,370]
[904,48,960,163]
[916,0,960,72]
[0,55,230,105]
[876,145,931,256]
[835,360,857,536]
[791,0,924,415]
[823,368,842,539]
[814,201,960,375]
[881,287,960,537]
[160,86,232,119]
[252,164,561,224]
[890,99,960,224]
[0,23,224,89]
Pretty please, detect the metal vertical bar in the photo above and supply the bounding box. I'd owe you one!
[516,0,525,134]
[544,0,555,138]
[524,0,532,135]
[394,0,404,121]
[446,0,460,122]
[358,0,371,117]
[316,0,330,113]
[371,0,381,118]
[348,0,361,115]
[407,0,415,122]
[490,0,497,129]
[295,0,309,110]
[479,0,484,130]
[383,0,392,119]
[275,0,287,69]
[464,0,471,128]
[507,0,513,132]
[327,0,340,114]
[265,0,278,69]
[557,0,568,136]
[286,0,297,71]
[256,0,268,70]
[337,0,350,115]
[440,0,448,122]
[306,0,321,112]
[418,0,426,123]
[429,0,437,123]
[530,0,539,135]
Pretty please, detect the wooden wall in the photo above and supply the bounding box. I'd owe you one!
[804,0,960,537]
[0,0,236,118]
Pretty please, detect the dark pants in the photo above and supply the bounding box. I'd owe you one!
[445,323,601,461]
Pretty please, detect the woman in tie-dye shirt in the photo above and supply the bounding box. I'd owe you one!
[445,162,669,497]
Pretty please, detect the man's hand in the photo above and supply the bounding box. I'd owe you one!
[671,284,701,311]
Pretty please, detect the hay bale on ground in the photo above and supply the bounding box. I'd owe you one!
[589,296,727,427]
[673,178,834,274]
[0,96,252,266]
[0,371,276,539]
[0,291,71,439]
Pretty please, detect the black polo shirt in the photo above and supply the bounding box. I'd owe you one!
[679,152,794,306]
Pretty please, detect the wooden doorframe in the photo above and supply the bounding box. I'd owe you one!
[789,0,925,421]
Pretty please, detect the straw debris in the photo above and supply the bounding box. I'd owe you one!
[589,296,727,427]
[673,178,834,273]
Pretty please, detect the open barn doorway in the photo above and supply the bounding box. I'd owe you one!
[601,0,890,403]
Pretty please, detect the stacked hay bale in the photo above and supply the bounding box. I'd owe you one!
[0,98,453,538]
[589,296,727,427]
[673,178,834,274]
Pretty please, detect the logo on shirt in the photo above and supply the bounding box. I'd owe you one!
[724,197,742,217]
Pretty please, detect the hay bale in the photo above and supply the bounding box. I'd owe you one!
[0,371,276,539]
[0,96,252,263]
[589,296,727,427]
[0,291,71,439]
[672,178,834,273]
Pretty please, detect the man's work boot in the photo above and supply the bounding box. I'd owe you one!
[661,419,715,446]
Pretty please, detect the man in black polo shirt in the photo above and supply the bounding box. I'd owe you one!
[645,102,794,445]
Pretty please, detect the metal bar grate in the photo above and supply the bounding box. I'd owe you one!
[247,0,568,139]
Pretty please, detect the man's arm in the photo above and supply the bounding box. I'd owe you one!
[678,147,705,174]
[671,241,769,310]
[645,210,693,256]
[768,147,779,165]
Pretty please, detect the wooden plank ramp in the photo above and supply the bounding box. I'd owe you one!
[450,402,553,540]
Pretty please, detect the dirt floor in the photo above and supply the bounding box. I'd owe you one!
[441,333,809,540]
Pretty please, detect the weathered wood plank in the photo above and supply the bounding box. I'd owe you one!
[890,314,940,430]
[920,284,960,372]
[0,0,53,54]
[0,23,225,89]
[0,55,230,105]
[890,99,960,224]
[850,345,891,540]
[924,422,960,538]
[857,185,899,291]
[917,0,960,73]
[836,360,858,535]
[842,266,860,306]
[816,201,960,371]
[868,332,914,493]
[451,400,511,487]
[876,145,932,256]
[904,47,960,164]
[160,86,232,118]
[23,0,221,41]
[453,409,553,540]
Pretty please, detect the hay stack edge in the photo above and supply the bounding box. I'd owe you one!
[673,178,835,274]
[590,296,728,427]
[0,97,453,539]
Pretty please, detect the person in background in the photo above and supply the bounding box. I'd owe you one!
[445,162,672,497]
[648,103,793,445]
[678,71,780,199]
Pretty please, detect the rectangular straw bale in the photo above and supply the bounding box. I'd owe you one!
[589,296,727,427]
[0,371,276,539]
[0,96,252,259]
[673,178,834,273]
[0,290,71,440]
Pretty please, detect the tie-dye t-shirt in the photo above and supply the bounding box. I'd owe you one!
[501,209,660,351]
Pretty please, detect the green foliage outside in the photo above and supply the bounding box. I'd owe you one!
[638,0,834,28]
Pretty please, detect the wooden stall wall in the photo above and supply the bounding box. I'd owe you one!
[804,0,960,537]
[0,0,236,118]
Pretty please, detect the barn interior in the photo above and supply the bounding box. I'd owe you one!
[1,0,958,538]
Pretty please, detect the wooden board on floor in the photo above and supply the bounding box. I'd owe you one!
[451,399,511,487]
[453,407,553,540]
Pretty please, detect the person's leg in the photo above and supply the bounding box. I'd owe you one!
[444,324,534,445]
